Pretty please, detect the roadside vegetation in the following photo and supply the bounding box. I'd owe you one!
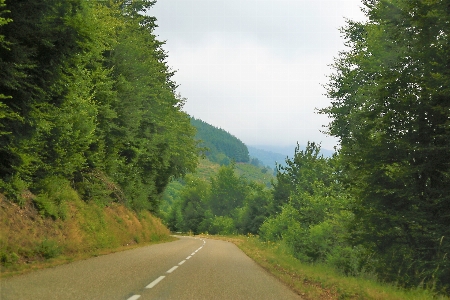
[0,0,189,275]
[208,235,449,300]
[0,0,448,298]
[0,192,172,277]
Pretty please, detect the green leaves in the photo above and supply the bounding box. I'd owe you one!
[0,0,199,214]
[322,0,450,291]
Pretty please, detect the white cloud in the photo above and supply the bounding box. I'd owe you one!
[151,0,366,150]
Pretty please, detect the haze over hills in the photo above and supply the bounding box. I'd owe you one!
[247,146,287,170]
[248,144,335,170]
[190,117,337,171]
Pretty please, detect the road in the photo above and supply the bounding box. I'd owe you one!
[1,236,301,300]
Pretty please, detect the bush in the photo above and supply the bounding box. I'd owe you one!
[259,204,301,242]
[33,176,78,219]
[0,251,19,266]
[36,239,61,259]
[209,216,235,235]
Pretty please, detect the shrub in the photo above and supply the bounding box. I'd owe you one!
[36,239,61,259]
[209,216,235,235]
[32,176,77,219]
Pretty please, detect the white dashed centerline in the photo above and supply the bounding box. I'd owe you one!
[136,238,206,296]
[166,266,178,273]
[146,276,165,289]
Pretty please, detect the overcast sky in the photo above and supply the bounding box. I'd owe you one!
[149,0,366,150]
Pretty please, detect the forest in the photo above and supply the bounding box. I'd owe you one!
[0,0,449,296]
[191,117,250,164]
[0,0,198,213]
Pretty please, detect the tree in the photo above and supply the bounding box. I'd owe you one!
[272,142,331,213]
[179,176,209,234]
[321,0,450,290]
[237,182,272,234]
[209,164,247,217]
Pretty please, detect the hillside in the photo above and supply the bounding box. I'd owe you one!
[191,117,249,163]
[247,146,287,170]
[0,0,189,274]
[0,193,171,276]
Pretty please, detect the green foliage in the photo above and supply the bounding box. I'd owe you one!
[0,250,19,267]
[0,0,198,213]
[0,175,28,205]
[163,158,273,236]
[272,142,332,212]
[209,164,247,217]
[259,142,367,278]
[178,176,210,234]
[33,176,78,220]
[321,0,450,292]
[259,203,302,242]
[236,183,272,234]
[36,239,61,259]
[208,216,235,235]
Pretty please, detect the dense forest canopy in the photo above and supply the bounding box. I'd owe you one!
[0,0,198,212]
[191,117,250,164]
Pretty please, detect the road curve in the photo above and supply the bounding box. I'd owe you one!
[1,236,301,300]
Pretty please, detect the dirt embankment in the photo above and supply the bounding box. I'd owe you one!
[0,193,171,276]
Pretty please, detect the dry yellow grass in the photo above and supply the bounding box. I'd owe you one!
[0,193,173,277]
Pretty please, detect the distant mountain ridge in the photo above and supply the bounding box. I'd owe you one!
[248,144,335,169]
[247,146,287,170]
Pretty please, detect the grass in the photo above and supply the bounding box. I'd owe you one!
[202,235,449,300]
[0,192,174,277]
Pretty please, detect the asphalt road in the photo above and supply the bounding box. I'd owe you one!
[1,236,301,300]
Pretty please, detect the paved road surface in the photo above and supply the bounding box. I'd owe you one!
[1,236,301,299]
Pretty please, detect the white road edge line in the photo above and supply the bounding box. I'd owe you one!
[146,276,165,289]
[127,295,141,300]
[166,266,178,273]
[178,260,186,265]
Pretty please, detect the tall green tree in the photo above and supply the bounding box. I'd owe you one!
[0,0,97,184]
[178,176,210,234]
[322,0,450,290]
[272,142,332,213]
[209,164,247,217]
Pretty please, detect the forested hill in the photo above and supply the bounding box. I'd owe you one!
[0,0,198,213]
[191,118,249,164]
